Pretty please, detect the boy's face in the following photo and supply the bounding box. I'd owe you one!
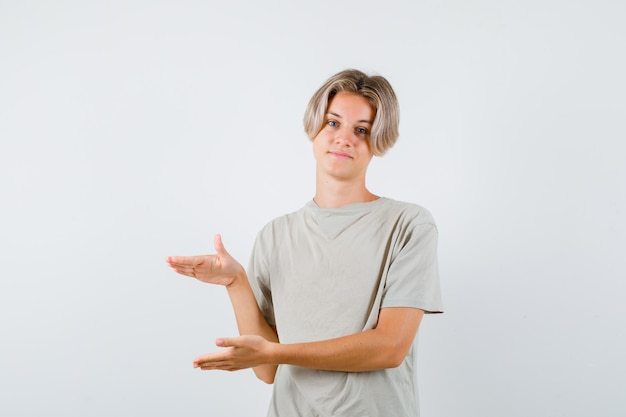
[312,91,375,182]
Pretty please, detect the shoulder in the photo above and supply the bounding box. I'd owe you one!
[378,197,437,227]
[255,204,308,239]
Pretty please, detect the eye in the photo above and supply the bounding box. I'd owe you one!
[327,120,338,127]
[356,127,369,135]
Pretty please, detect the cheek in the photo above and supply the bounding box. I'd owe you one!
[311,137,324,158]
[358,140,373,154]
[312,131,331,148]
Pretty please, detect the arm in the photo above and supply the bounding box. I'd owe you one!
[224,270,279,382]
[166,234,279,383]
[193,306,424,373]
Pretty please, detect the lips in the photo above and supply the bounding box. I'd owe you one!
[328,151,352,159]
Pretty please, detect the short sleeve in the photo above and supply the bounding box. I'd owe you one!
[247,227,276,326]
[381,222,444,313]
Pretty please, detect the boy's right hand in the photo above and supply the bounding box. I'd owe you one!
[166,234,244,287]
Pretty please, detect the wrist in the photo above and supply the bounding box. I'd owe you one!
[225,268,248,289]
[267,341,284,365]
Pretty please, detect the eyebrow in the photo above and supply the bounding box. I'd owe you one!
[327,111,373,125]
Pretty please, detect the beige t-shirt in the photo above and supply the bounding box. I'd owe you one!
[248,197,443,417]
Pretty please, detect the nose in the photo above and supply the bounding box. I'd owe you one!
[334,126,356,146]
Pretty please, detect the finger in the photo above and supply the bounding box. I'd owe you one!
[194,354,242,372]
[170,267,196,278]
[165,259,195,273]
[166,255,203,267]
[193,349,231,367]
[167,258,209,279]
[213,234,232,258]
[193,356,215,368]
[199,363,242,371]
[215,337,240,348]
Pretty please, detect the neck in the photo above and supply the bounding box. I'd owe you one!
[313,176,378,208]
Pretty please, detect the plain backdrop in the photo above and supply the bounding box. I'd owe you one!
[1,1,625,416]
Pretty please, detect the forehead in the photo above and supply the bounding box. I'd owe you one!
[327,92,374,121]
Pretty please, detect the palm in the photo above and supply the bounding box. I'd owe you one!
[167,234,243,287]
[193,252,242,286]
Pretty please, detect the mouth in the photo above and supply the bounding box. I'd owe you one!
[328,151,352,160]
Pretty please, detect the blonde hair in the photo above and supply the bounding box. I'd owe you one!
[303,69,400,156]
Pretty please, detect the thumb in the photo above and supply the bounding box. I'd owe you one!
[213,234,232,258]
[215,337,237,348]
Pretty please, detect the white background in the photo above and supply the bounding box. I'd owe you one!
[1,1,625,416]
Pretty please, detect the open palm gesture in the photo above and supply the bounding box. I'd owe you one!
[166,234,244,287]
